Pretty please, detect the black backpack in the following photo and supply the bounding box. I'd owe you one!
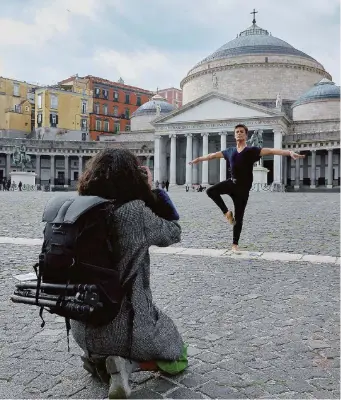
[12,195,136,349]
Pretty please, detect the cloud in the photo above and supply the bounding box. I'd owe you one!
[93,48,196,89]
[0,0,105,47]
[0,0,339,89]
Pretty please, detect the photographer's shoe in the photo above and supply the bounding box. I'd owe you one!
[81,355,111,384]
[106,356,135,399]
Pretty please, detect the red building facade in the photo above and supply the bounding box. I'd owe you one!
[157,87,182,108]
[87,76,152,140]
[60,75,153,140]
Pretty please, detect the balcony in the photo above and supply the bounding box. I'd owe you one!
[5,107,23,114]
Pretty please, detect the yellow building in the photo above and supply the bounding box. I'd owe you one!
[35,78,93,141]
[0,77,37,137]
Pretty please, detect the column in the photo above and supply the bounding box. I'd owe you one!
[327,149,333,188]
[192,135,199,184]
[294,157,300,189]
[153,135,161,183]
[283,156,287,186]
[6,153,11,178]
[185,134,193,185]
[50,155,55,186]
[64,155,69,187]
[303,153,309,186]
[35,154,41,183]
[219,132,227,182]
[310,150,316,188]
[169,134,177,185]
[273,128,283,184]
[201,132,209,185]
[78,155,83,178]
[320,152,325,185]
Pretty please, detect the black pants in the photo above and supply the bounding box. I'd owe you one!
[206,180,249,245]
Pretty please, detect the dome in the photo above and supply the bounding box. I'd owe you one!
[293,79,340,107]
[131,94,176,117]
[193,23,316,69]
[181,14,330,105]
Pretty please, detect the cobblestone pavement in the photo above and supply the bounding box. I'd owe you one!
[1,244,339,399]
[0,189,339,256]
[0,190,340,399]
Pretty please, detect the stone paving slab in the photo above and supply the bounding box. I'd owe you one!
[0,244,339,399]
[179,248,227,257]
[0,190,339,256]
[301,255,338,264]
[1,236,339,266]
[261,252,303,261]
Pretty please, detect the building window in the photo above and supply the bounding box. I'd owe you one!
[136,96,141,106]
[50,94,58,109]
[265,57,268,63]
[37,113,42,127]
[50,113,58,127]
[104,121,109,132]
[14,104,21,113]
[125,93,130,104]
[103,104,108,115]
[125,124,130,132]
[114,122,120,133]
[94,88,100,97]
[102,89,108,99]
[96,119,102,131]
[94,103,100,114]
[81,100,87,114]
[125,108,130,119]
[113,91,119,101]
[37,94,42,109]
[95,119,101,131]
[113,106,118,117]
[13,83,20,96]
[81,119,87,131]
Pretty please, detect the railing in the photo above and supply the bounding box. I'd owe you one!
[5,107,23,114]
[250,183,286,192]
[284,131,340,143]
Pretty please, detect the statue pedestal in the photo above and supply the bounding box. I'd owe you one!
[10,171,37,186]
[253,165,269,184]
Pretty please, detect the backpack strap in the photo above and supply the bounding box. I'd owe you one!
[42,195,112,224]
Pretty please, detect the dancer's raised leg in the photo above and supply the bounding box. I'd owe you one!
[206,180,235,224]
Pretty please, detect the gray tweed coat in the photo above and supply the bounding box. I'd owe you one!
[71,200,184,361]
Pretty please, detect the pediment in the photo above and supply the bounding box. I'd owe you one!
[153,92,282,125]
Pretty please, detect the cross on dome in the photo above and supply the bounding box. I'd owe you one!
[250,8,258,25]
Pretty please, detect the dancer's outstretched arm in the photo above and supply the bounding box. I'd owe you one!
[260,148,305,160]
[189,151,223,165]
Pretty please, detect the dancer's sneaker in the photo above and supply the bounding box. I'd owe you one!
[106,356,135,399]
[225,211,235,225]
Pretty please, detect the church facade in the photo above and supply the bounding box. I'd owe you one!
[148,18,340,189]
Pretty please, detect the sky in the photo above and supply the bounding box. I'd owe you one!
[0,0,339,90]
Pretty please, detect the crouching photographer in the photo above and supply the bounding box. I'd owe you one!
[12,149,187,399]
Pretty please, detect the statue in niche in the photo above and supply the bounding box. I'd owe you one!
[155,104,162,116]
[276,93,282,109]
[212,72,218,89]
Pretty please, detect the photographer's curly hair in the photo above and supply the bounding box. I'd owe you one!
[78,148,154,205]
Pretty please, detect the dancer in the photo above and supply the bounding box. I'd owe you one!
[189,124,305,251]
